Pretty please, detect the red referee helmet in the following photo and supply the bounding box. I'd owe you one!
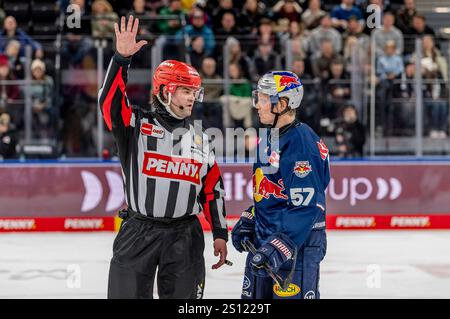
[152,60,204,101]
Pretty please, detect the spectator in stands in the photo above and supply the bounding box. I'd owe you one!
[309,14,342,55]
[343,15,369,46]
[404,14,435,55]
[376,40,404,134]
[199,57,223,129]
[239,0,266,34]
[0,16,43,59]
[415,36,448,138]
[189,36,206,71]
[129,0,150,18]
[334,104,365,157]
[176,8,215,56]
[0,113,16,159]
[5,40,24,79]
[274,18,290,37]
[252,40,280,79]
[62,0,94,68]
[286,21,310,61]
[217,37,253,80]
[330,0,364,32]
[212,0,239,31]
[411,14,435,36]
[302,0,326,30]
[343,35,361,74]
[91,0,119,39]
[215,12,243,40]
[256,18,278,52]
[410,35,448,81]
[220,63,253,128]
[342,17,369,72]
[0,54,20,109]
[372,11,404,56]
[325,58,351,115]
[128,0,153,35]
[399,59,448,138]
[126,1,153,67]
[396,0,418,33]
[289,33,309,61]
[292,58,307,78]
[325,59,351,106]
[30,59,55,138]
[312,39,343,81]
[377,40,404,82]
[157,0,183,35]
[272,0,303,23]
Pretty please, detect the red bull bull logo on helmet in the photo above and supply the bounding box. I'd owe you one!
[279,75,300,87]
[273,72,301,93]
[253,168,288,202]
[294,161,312,178]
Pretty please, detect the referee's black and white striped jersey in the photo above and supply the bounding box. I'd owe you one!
[98,53,228,241]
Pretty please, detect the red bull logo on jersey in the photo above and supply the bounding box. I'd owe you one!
[294,161,312,178]
[273,72,301,93]
[142,152,202,185]
[253,168,288,202]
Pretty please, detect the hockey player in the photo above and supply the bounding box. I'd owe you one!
[99,16,228,299]
[231,71,330,299]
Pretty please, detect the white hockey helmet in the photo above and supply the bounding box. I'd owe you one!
[252,71,304,111]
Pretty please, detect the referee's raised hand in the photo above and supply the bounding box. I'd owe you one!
[114,15,148,58]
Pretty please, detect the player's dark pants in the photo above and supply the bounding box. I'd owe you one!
[241,229,326,299]
[108,209,205,299]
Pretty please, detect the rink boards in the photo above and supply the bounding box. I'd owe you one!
[1,160,450,231]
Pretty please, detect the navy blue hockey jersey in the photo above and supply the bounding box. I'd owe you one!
[252,120,330,248]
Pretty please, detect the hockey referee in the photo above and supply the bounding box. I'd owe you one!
[98,16,228,299]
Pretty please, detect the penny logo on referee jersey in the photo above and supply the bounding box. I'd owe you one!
[142,152,202,185]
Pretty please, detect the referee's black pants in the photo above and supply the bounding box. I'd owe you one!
[107,209,206,299]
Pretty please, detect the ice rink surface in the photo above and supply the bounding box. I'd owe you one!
[1,231,450,299]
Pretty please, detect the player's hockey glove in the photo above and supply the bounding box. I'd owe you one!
[231,206,255,253]
[250,232,297,277]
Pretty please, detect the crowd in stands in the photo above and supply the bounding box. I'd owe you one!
[0,0,448,159]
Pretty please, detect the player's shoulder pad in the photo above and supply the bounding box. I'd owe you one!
[290,123,325,158]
